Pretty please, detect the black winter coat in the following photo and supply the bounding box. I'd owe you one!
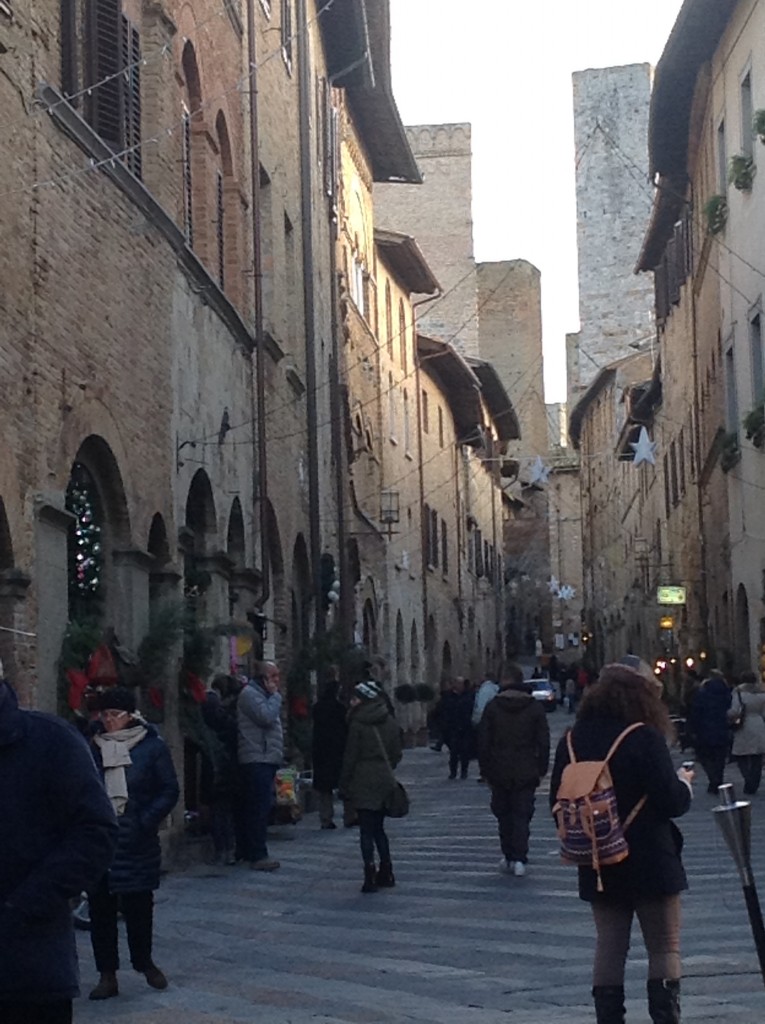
[433,690,474,747]
[311,694,347,792]
[92,725,179,893]
[477,688,550,787]
[0,682,117,1002]
[550,715,691,904]
[688,676,731,748]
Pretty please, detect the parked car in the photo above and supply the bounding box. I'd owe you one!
[530,679,557,712]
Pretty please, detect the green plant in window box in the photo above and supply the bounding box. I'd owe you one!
[754,109,765,145]
[720,431,741,472]
[743,401,765,449]
[703,194,728,234]
[728,154,756,192]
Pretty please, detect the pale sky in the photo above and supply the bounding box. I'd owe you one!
[389,0,685,401]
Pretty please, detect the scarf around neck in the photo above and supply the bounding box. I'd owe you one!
[94,724,148,815]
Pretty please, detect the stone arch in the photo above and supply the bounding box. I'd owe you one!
[147,513,170,567]
[185,469,217,555]
[441,640,452,684]
[213,108,241,302]
[66,436,132,626]
[291,533,311,657]
[180,41,206,256]
[410,620,420,685]
[227,498,245,570]
[735,583,752,672]
[395,610,406,687]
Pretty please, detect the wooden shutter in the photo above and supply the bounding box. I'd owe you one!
[87,0,122,147]
[182,108,193,245]
[122,17,142,178]
[216,170,225,288]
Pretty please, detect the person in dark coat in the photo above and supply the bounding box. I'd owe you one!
[87,687,179,1000]
[550,662,693,1024]
[311,678,348,829]
[478,662,549,877]
[688,668,731,793]
[339,681,403,893]
[0,677,117,1024]
[432,676,474,779]
[202,674,244,863]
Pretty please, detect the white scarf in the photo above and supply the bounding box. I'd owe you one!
[94,724,148,816]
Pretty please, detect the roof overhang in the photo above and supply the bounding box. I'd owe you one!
[375,229,440,295]
[467,358,521,442]
[417,334,482,441]
[319,0,422,184]
[569,352,657,449]
[637,0,737,270]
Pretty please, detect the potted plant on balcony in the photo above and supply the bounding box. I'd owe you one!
[743,399,765,449]
[728,154,756,191]
[703,194,728,234]
[754,109,765,145]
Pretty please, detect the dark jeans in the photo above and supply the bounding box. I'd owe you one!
[357,808,391,866]
[0,1001,72,1023]
[592,894,682,985]
[88,875,154,973]
[241,761,277,862]
[448,741,470,778]
[210,796,236,855]
[489,782,536,863]
[696,744,727,791]
[736,753,763,794]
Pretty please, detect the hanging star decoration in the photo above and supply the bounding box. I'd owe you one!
[630,426,658,467]
[559,585,576,601]
[529,455,552,486]
[548,576,560,595]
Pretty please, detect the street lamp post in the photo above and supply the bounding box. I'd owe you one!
[713,783,765,986]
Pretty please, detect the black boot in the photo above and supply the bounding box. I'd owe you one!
[592,984,625,1024]
[361,864,378,893]
[375,860,395,888]
[647,978,680,1023]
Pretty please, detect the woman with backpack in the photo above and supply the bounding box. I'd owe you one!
[549,662,693,1024]
[728,670,765,795]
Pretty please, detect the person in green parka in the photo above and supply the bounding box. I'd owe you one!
[339,681,403,893]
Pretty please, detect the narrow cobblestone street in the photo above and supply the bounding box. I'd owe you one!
[75,715,765,1023]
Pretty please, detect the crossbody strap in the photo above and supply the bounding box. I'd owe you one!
[373,727,396,783]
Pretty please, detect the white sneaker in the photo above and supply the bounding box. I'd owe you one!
[513,861,526,877]
[498,857,511,874]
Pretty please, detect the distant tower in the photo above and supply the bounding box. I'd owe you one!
[571,64,655,395]
[374,123,479,358]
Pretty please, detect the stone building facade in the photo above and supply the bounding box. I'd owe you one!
[569,64,656,396]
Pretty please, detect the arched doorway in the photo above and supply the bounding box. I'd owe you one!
[735,583,751,672]
[183,469,217,630]
[410,620,420,685]
[425,614,437,687]
[441,640,452,685]
[291,534,311,658]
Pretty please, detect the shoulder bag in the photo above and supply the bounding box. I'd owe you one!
[374,727,410,818]
[731,690,747,732]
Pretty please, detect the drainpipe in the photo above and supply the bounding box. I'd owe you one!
[297,0,323,639]
[246,0,269,612]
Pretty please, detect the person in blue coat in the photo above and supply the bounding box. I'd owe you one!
[688,669,732,793]
[87,687,179,1000]
[0,677,117,1024]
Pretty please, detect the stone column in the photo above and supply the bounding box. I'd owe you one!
[197,551,233,672]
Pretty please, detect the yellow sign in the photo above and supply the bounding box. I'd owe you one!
[659,616,674,630]
[657,586,686,606]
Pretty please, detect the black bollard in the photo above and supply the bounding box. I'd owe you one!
[713,782,765,986]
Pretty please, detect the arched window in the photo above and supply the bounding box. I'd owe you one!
[388,372,396,440]
[403,388,411,453]
[214,110,241,301]
[399,299,407,372]
[181,42,203,250]
[385,280,393,358]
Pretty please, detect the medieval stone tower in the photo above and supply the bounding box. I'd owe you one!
[374,123,479,358]
[570,64,655,396]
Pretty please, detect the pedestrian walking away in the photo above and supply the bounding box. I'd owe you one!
[728,670,765,795]
[477,662,550,877]
[238,661,284,870]
[87,686,179,1001]
[202,674,245,863]
[0,674,118,1024]
[432,676,474,779]
[311,677,349,829]
[550,662,693,1024]
[688,668,731,793]
[339,681,403,893]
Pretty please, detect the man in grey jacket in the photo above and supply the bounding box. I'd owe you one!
[238,661,283,870]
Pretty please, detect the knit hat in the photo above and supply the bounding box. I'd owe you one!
[354,681,381,702]
[97,686,137,714]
